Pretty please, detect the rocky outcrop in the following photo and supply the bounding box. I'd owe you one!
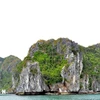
[27,38,84,94]
[18,38,100,94]
[2,37,99,94]
[16,62,49,94]
[79,75,89,93]
[0,55,21,92]
[50,83,68,93]
[61,52,83,93]
[12,75,15,89]
[92,80,100,92]
[79,76,100,93]
[1,38,100,94]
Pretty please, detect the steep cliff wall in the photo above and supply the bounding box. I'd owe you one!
[16,62,49,94]
[61,52,83,92]
[16,38,83,94]
[15,38,100,94]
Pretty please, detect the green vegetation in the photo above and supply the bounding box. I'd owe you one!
[32,50,67,85]
[30,67,37,75]
[14,55,31,74]
[0,55,21,92]
[0,71,12,91]
[82,47,100,78]
[81,45,100,89]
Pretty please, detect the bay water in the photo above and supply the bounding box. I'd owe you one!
[0,94,100,100]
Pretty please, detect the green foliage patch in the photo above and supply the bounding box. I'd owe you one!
[32,50,67,85]
[0,55,21,92]
[81,46,100,89]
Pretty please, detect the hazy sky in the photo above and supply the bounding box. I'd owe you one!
[0,0,100,60]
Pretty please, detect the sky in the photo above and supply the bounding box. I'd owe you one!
[0,0,100,60]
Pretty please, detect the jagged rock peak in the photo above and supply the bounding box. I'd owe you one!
[16,62,49,94]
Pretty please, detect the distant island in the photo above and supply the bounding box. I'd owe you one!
[0,38,100,95]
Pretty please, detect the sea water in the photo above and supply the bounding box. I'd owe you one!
[0,94,100,100]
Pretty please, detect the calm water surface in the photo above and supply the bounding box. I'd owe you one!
[0,94,100,100]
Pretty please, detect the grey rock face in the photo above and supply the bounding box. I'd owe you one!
[50,83,68,93]
[29,43,39,57]
[16,62,49,94]
[92,80,100,92]
[12,75,16,89]
[61,52,83,92]
[80,75,89,93]
[79,76,100,93]
[27,38,100,93]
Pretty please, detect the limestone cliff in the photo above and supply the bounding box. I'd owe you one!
[15,38,100,94]
[61,52,83,92]
[0,55,21,92]
[16,62,49,94]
